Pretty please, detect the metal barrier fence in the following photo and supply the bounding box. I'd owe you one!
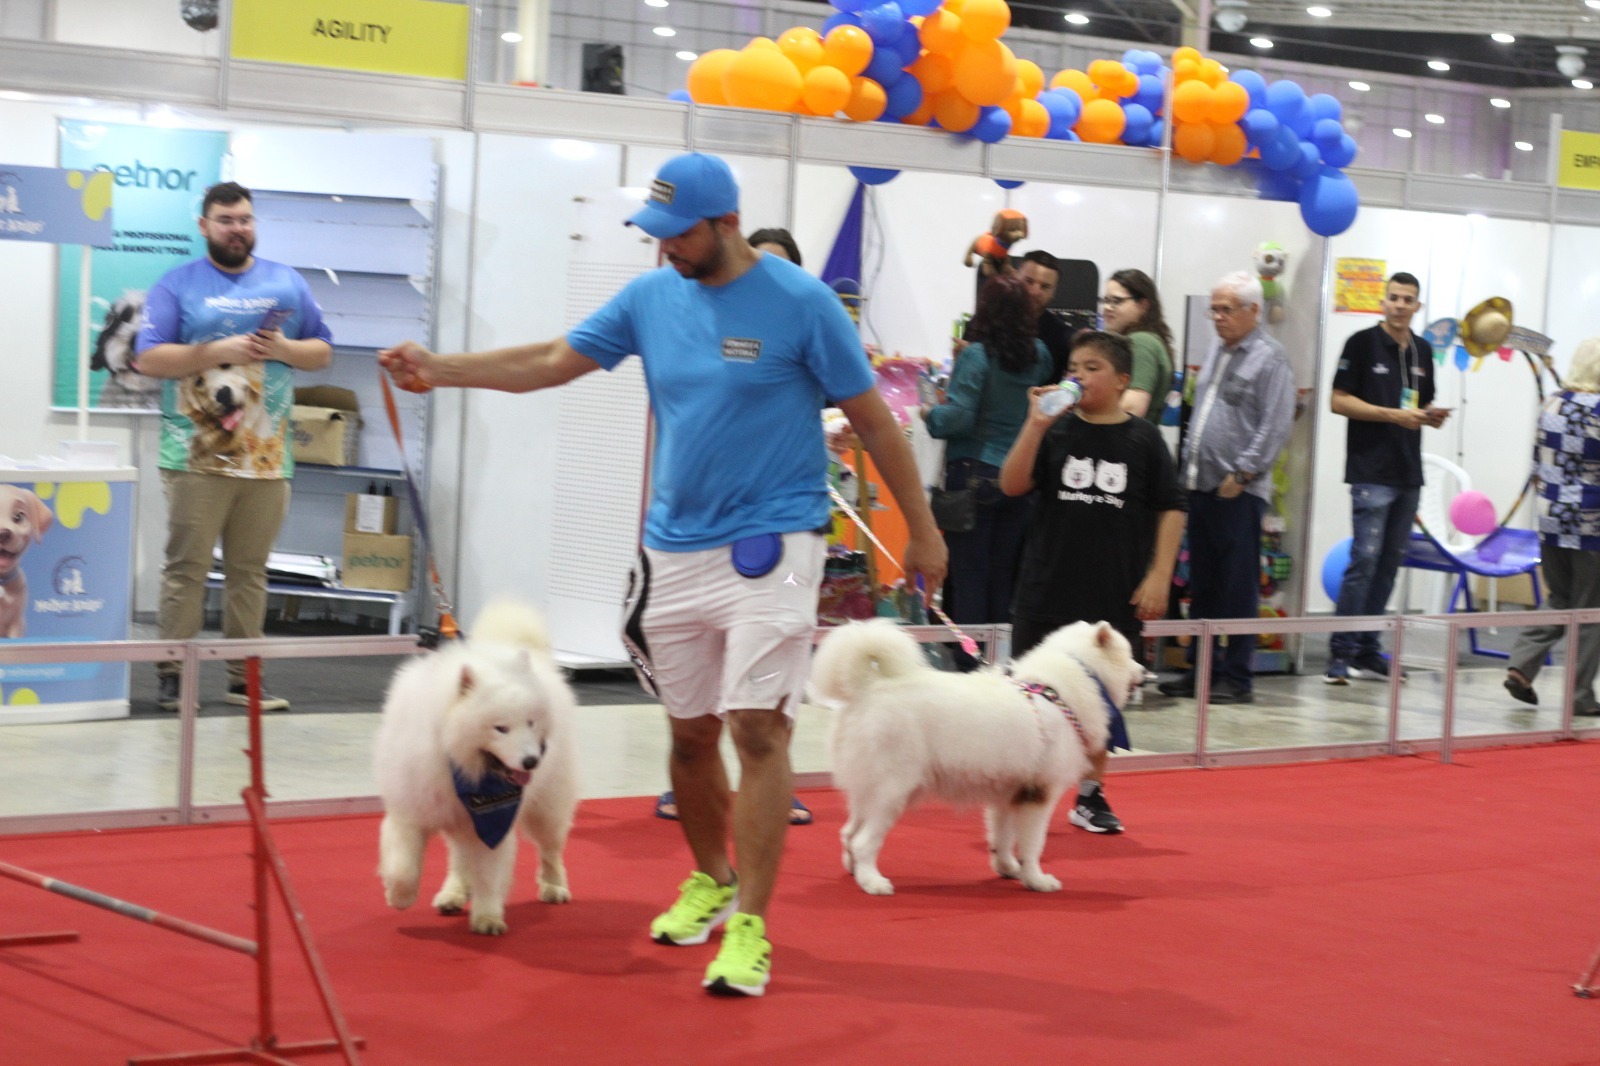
[1,609,1595,835]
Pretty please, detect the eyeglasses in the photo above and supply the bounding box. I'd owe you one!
[205,214,255,230]
[1098,295,1132,308]
[1209,304,1244,318]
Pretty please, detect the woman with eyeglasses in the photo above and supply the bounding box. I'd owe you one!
[923,274,1056,669]
[1098,269,1175,425]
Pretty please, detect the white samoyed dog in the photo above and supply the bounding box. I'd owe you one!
[374,600,579,935]
[810,619,1136,896]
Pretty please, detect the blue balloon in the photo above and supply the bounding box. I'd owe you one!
[822,11,863,33]
[1122,49,1162,76]
[1064,130,1082,142]
[1322,537,1353,601]
[1039,88,1082,137]
[1255,166,1302,203]
[1322,132,1358,169]
[1147,119,1164,147]
[1260,125,1301,171]
[1299,165,1360,237]
[891,23,923,65]
[1291,141,1323,181]
[849,165,900,185]
[1230,69,1268,108]
[859,1,905,43]
[864,46,906,85]
[899,0,942,14]
[995,178,1025,190]
[1264,80,1308,132]
[1133,73,1165,113]
[1308,93,1342,124]
[832,0,875,11]
[667,89,691,102]
[1122,103,1154,146]
[883,72,923,118]
[970,105,1012,144]
[1241,108,1279,147]
[1311,117,1345,152]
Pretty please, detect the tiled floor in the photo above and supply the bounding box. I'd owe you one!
[0,618,1592,823]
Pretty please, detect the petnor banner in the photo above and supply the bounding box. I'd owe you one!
[232,0,470,81]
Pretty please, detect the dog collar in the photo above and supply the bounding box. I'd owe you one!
[1013,679,1089,749]
[1067,655,1132,754]
[450,761,523,849]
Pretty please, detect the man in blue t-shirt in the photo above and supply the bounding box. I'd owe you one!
[379,152,945,998]
[134,181,333,714]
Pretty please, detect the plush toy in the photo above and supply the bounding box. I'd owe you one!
[1254,241,1288,325]
[964,209,1028,276]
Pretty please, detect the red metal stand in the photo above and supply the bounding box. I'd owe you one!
[1,657,365,1064]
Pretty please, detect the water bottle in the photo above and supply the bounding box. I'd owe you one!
[1037,379,1082,418]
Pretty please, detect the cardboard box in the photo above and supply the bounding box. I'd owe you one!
[345,492,398,535]
[291,385,361,467]
[342,532,413,592]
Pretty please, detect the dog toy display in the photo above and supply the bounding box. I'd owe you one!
[964,209,1028,276]
[1254,242,1288,325]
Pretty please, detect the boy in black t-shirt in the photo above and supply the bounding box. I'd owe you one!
[1001,330,1186,835]
[1326,273,1450,684]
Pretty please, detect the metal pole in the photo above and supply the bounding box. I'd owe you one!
[248,656,276,1049]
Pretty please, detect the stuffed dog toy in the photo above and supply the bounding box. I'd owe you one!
[0,486,54,638]
[965,209,1029,277]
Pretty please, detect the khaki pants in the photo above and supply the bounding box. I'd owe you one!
[158,470,290,686]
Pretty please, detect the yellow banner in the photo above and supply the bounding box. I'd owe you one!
[1334,257,1386,314]
[1558,129,1600,191]
[232,0,469,81]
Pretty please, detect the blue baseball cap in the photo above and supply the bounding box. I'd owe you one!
[626,153,739,239]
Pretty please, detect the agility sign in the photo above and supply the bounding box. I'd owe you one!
[231,0,470,81]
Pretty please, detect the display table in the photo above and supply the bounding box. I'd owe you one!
[0,466,135,724]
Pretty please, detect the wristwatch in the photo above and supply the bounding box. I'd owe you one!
[1232,471,1256,484]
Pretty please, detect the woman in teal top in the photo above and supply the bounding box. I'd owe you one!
[1099,268,1175,426]
[923,275,1054,666]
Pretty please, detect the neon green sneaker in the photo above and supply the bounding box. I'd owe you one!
[650,871,737,946]
[703,913,771,997]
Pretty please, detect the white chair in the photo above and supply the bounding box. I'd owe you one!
[1417,453,1475,553]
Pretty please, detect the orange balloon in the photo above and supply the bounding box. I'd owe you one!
[1049,68,1094,102]
[1172,79,1214,124]
[1173,121,1215,163]
[1207,80,1249,124]
[912,52,955,96]
[1172,45,1202,67]
[1209,122,1247,165]
[919,9,965,56]
[959,0,1011,41]
[902,95,938,126]
[1120,67,1141,97]
[1014,97,1049,138]
[1076,97,1126,143]
[932,88,980,132]
[801,63,851,116]
[747,37,780,51]
[954,38,1018,106]
[943,0,967,12]
[1198,58,1226,87]
[687,49,738,105]
[1087,59,1124,89]
[1016,58,1045,98]
[1173,57,1199,83]
[723,47,803,112]
[777,26,824,73]
[843,76,888,122]
[823,25,874,77]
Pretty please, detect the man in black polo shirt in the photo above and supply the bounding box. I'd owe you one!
[1325,271,1451,684]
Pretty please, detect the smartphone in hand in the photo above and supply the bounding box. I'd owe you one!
[256,308,291,334]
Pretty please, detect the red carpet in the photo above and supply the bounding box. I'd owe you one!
[4,743,1600,1065]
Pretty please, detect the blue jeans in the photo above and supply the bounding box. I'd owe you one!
[1330,483,1420,662]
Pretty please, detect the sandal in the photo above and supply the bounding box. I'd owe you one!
[1503,672,1538,706]
[653,790,679,820]
[789,796,813,826]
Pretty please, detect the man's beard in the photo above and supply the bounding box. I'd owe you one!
[207,234,254,269]
[668,240,725,280]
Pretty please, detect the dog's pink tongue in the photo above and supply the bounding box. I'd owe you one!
[509,769,531,786]
[221,409,244,432]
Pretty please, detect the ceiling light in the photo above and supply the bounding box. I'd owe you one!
[1306,5,1332,15]
[1577,78,1595,89]
[1490,97,1511,108]
[1515,141,1534,150]
[500,31,523,43]
[1588,1,1600,8]
[652,26,676,36]
[1393,128,1413,138]
[1064,12,1089,25]
[1427,60,1450,71]
[645,0,669,6]
[675,50,697,61]
[1424,113,1444,123]
[1491,32,1515,44]
[1349,80,1371,91]
[1214,0,1248,34]
[1250,37,1274,48]
[1557,45,1587,78]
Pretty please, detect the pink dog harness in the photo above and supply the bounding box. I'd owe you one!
[1013,680,1090,749]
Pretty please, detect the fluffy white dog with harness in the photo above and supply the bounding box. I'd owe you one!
[810,618,1136,895]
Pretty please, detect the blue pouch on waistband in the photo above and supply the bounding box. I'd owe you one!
[731,532,783,578]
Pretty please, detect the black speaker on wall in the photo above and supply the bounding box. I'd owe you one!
[582,44,625,95]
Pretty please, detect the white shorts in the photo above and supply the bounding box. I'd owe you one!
[620,531,825,721]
